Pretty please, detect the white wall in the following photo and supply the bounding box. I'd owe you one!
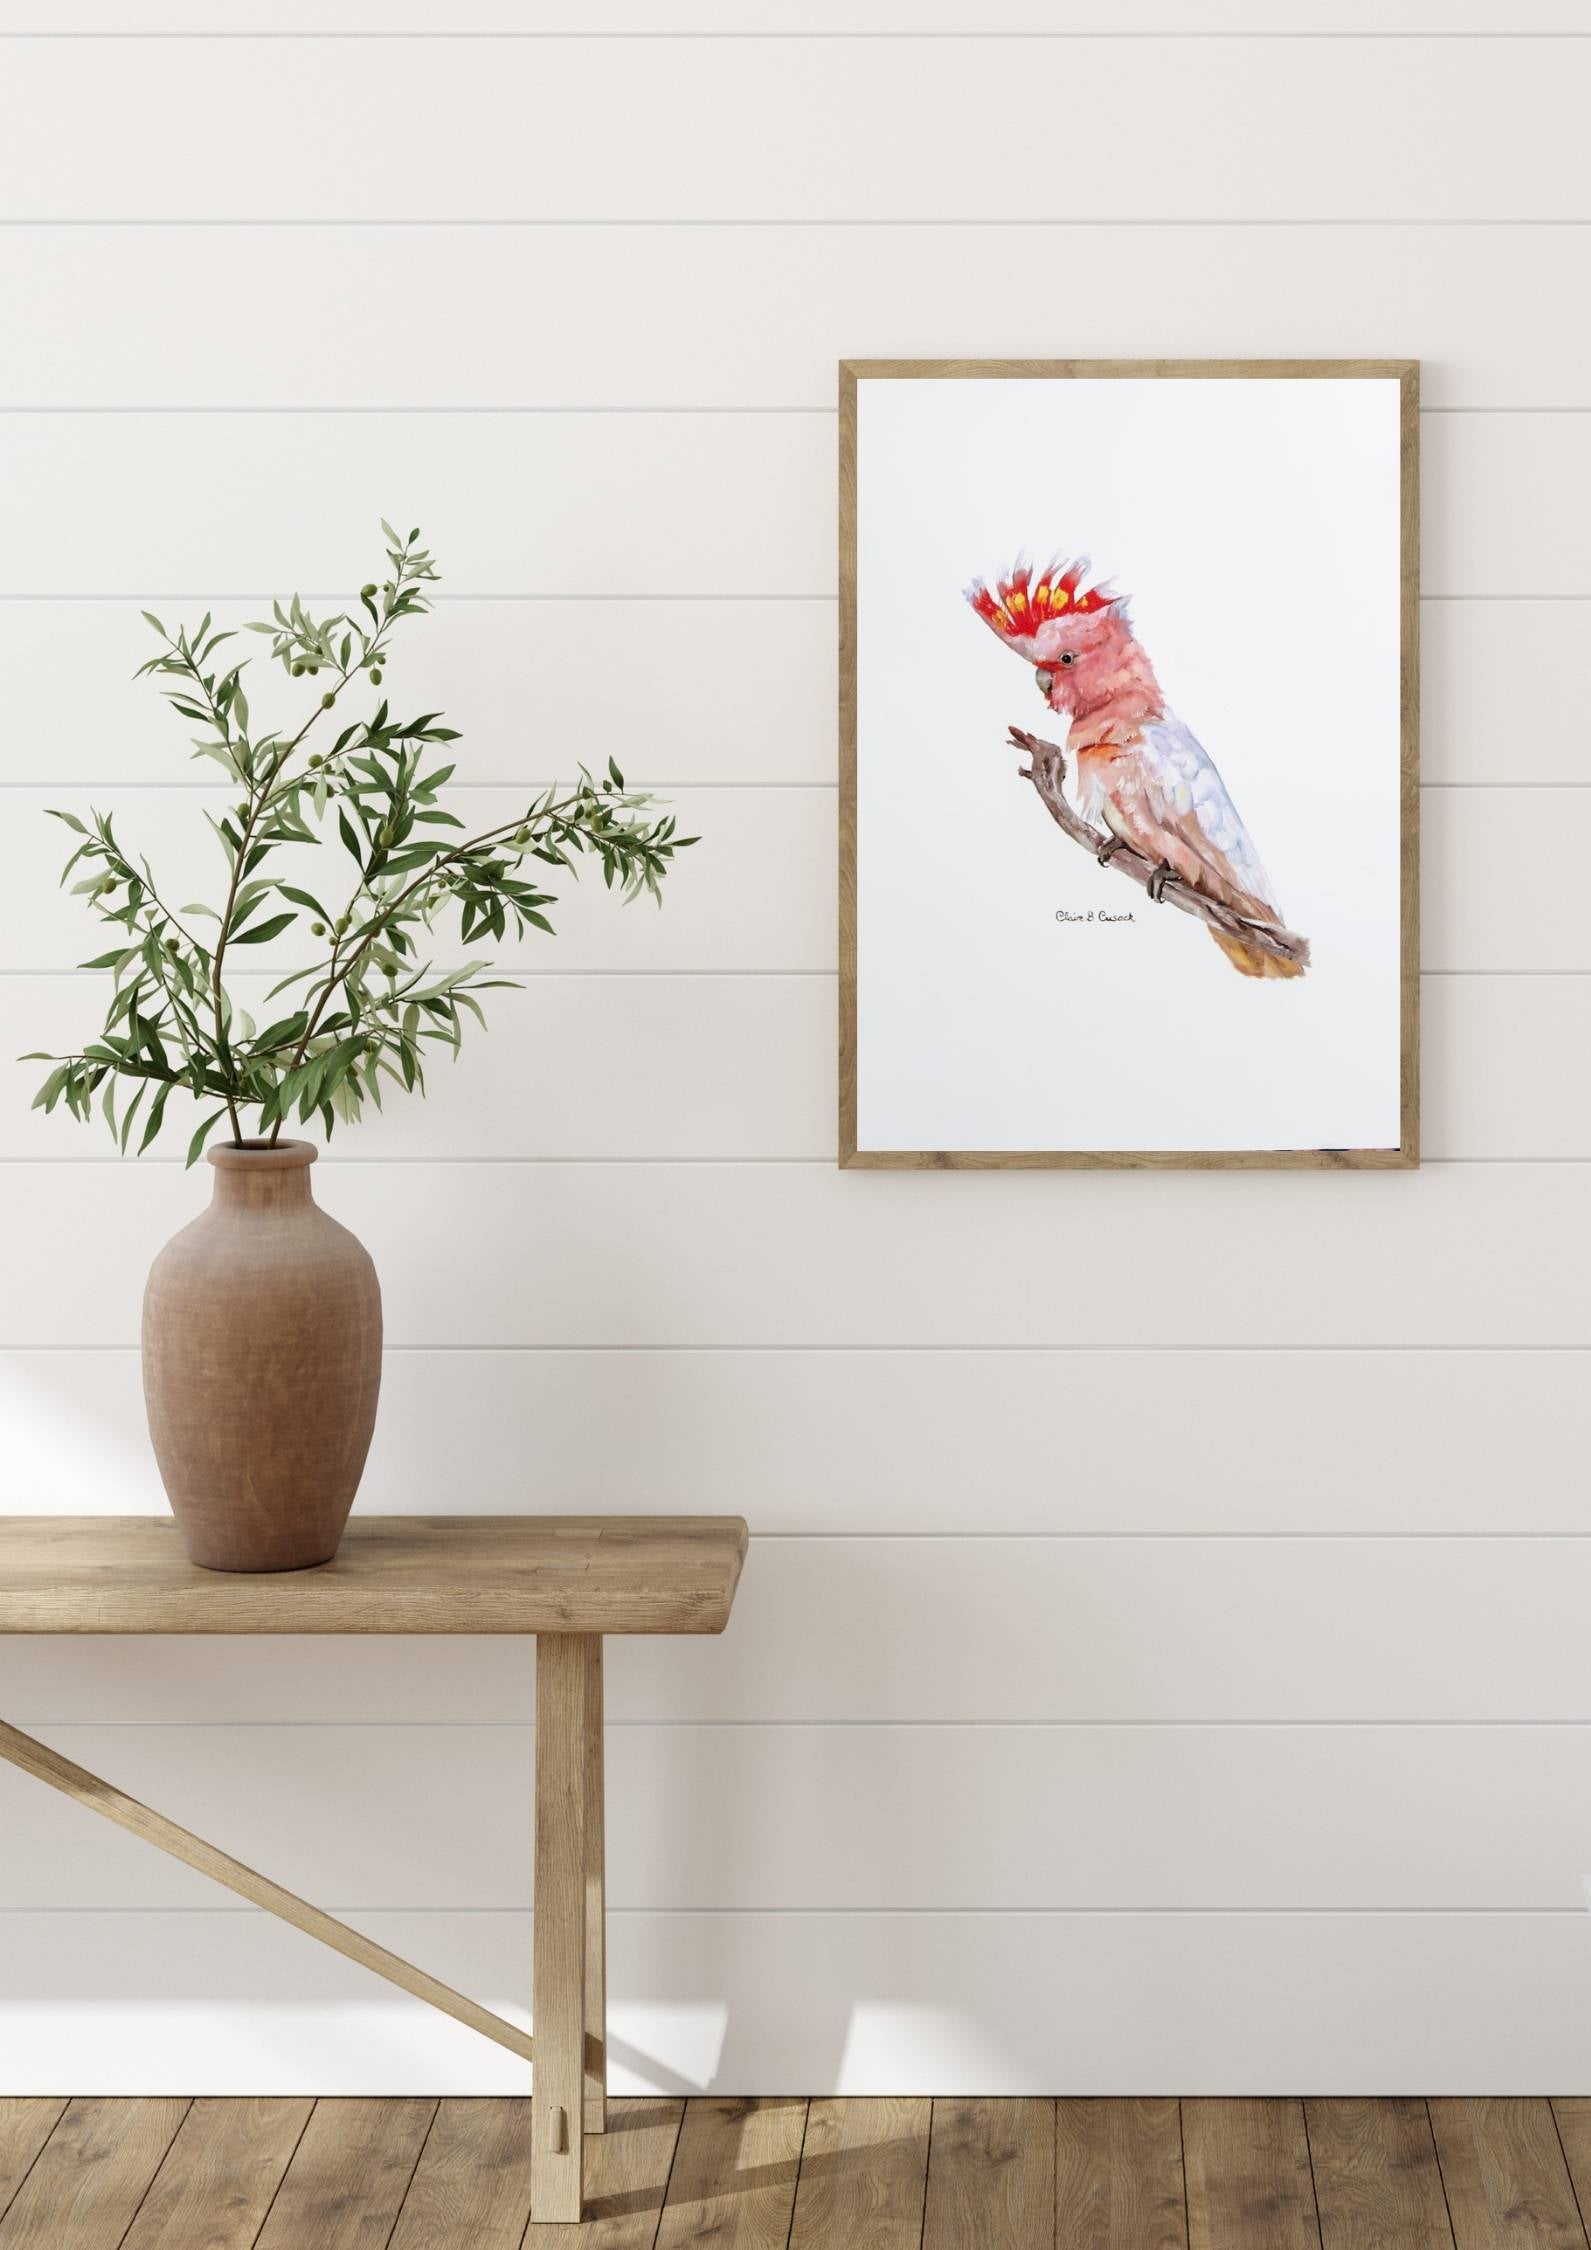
[0,9,1588,2096]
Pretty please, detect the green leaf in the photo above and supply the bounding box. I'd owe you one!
[249,1010,309,1055]
[31,1064,69,1113]
[138,1013,170,1076]
[231,910,297,947]
[337,807,367,866]
[378,842,447,879]
[264,963,318,1002]
[228,885,274,932]
[117,1082,146,1155]
[139,1081,172,1154]
[185,1107,228,1168]
[276,883,333,921]
[141,611,167,638]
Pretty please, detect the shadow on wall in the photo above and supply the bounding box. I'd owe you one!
[0,1354,168,1511]
[0,1905,1078,2096]
[0,1365,1095,2096]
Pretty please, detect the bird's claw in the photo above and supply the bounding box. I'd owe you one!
[1146,861,1175,903]
[1097,837,1125,869]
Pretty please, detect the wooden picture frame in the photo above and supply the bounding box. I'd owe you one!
[839,359,1419,1170]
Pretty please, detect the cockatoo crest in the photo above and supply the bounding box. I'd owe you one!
[963,554,1122,663]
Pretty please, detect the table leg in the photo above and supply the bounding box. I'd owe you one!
[584,1636,607,2136]
[532,1631,593,2224]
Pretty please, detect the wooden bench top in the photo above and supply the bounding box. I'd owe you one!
[0,1514,748,1636]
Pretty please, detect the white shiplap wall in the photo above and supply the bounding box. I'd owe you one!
[0,12,1588,2097]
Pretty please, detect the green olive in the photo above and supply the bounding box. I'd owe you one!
[368,668,383,686]
[321,692,335,710]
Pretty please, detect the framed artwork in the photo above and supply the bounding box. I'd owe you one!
[839,359,1419,1169]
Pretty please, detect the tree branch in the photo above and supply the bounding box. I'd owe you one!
[1008,726,1311,972]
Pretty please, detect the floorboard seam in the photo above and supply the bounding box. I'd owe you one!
[246,2097,316,2250]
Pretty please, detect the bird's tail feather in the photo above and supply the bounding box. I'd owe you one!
[1211,928,1305,979]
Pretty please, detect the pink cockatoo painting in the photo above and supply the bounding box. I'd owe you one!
[966,555,1304,980]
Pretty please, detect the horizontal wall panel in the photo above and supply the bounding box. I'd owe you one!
[0,414,837,598]
[1425,413,1591,596]
[1425,601,1587,783]
[0,1633,537,1728]
[8,1538,1591,1724]
[0,787,831,979]
[1420,975,1591,1156]
[667,1537,1591,1723]
[0,412,1583,598]
[2,1346,1587,1535]
[2,1909,1588,2095]
[1422,789,1586,970]
[1,41,1586,222]
[5,8,1587,31]
[2,227,1588,413]
[7,1721,1591,1912]
[0,597,839,789]
[0,1162,1587,1349]
[0,598,1581,791]
[0,786,1580,977]
[3,972,1585,1163]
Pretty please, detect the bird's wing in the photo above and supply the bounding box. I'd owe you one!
[1130,714,1280,920]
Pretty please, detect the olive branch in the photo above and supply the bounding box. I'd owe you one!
[26,522,695,1161]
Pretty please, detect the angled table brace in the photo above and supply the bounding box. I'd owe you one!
[0,1714,539,2066]
[0,1513,748,2226]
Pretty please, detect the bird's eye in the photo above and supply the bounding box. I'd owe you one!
[1058,652,1076,667]
[1035,669,1053,694]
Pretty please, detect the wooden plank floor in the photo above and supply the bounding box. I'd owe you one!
[2,2096,1590,2247]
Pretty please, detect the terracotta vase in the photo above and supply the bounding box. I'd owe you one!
[142,1140,382,1572]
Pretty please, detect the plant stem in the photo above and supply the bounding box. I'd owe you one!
[201,595,413,1140]
[206,670,361,1138]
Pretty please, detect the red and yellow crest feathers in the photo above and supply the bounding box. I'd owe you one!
[964,554,1120,661]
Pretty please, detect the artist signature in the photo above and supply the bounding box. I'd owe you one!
[1055,908,1136,925]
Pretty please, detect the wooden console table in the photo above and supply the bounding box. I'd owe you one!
[0,1513,748,2224]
